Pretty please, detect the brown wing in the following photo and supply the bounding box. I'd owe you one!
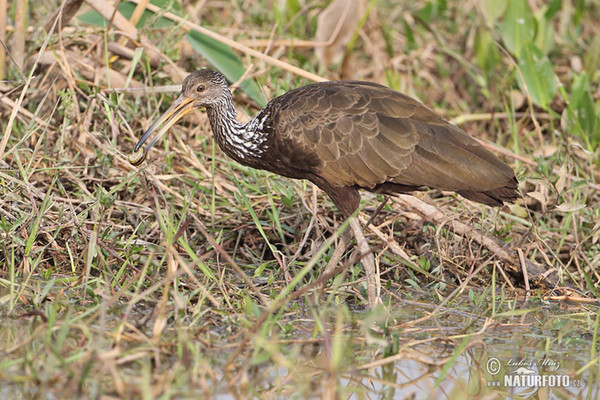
[268,80,514,194]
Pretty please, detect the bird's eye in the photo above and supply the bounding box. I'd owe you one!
[197,84,206,93]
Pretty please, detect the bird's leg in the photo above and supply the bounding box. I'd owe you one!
[319,223,353,294]
[349,217,381,308]
[318,217,381,308]
[314,184,380,307]
[362,197,389,233]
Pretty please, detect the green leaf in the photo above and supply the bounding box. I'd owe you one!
[481,0,507,26]
[474,27,501,77]
[544,0,562,20]
[402,20,416,51]
[573,0,585,26]
[534,8,555,55]
[517,43,556,109]
[417,2,435,23]
[566,72,600,147]
[78,0,180,28]
[498,0,535,57]
[186,30,267,107]
[571,73,598,130]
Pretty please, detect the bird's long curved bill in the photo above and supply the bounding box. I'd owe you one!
[129,95,196,165]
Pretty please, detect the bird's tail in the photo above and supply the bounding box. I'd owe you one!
[457,177,519,207]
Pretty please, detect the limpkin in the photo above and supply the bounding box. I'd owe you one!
[130,69,519,308]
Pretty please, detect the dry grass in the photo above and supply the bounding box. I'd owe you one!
[1,0,599,398]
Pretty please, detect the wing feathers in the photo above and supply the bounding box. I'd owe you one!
[268,80,516,198]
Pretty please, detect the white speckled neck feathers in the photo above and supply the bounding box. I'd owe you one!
[205,90,270,163]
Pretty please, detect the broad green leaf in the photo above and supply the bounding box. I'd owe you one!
[417,2,435,23]
[481,0,507,26]
[78,0,180,28]
[498,0,535,57]
[186,30,267,107]
[517,43,556,109]
[416,0,447,23]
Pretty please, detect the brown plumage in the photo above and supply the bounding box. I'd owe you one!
[132,69,518,216]
[131,69,519,307]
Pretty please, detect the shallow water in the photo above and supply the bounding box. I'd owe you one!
[1,285,597,399]
[210,296,597,399]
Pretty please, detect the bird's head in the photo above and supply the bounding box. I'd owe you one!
[129,69,228,165]
[181,69,229,108]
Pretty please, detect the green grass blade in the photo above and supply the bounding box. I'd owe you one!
[78,0,180,28]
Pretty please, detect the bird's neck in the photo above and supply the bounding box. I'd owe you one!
[206,95,269,163]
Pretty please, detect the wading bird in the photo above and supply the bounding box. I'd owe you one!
[130,69,518,307]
